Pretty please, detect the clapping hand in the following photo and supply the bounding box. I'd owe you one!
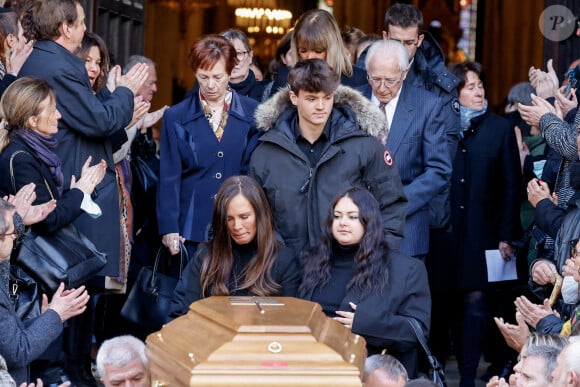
[3,183,56,225]
[514,296,556,329]
[70,156,106,195]
[44,283,90,322]
[494,312,529,352]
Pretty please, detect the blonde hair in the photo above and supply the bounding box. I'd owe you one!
[290,9,352,77]
[0,77,55,151]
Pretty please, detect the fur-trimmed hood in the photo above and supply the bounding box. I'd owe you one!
[254,85,388,144]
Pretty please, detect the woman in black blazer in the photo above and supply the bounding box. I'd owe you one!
[299,187,431,377]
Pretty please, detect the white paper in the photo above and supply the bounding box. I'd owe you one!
[486,249,517,282]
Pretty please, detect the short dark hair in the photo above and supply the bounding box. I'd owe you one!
[288,58,340,95]
[449,61,486,93]
[384,3,423,32]
[188,34,237,75]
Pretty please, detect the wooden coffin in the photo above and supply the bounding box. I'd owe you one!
[146,296,367,386]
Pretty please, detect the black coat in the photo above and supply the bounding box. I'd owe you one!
[250,86,407,256]
[431,111,521,290]
[301,250,431,376]
[168,242,300,319]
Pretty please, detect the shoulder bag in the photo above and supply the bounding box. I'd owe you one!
[10,151,107,293]
[121,243,186,334]
[8,264,40,321]
[407,317,447,387]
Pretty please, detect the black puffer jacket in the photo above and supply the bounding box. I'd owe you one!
[249,86,407,255]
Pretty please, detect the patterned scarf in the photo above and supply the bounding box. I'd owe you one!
[459,99,488,134]
[200,89,233,141]
[15,129,64,195]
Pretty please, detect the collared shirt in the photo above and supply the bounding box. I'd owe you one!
[371,85,403,130]
[293,115,332,167]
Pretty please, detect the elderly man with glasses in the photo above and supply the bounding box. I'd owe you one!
[357,39,451,262]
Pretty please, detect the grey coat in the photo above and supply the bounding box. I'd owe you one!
[0,263,63,385]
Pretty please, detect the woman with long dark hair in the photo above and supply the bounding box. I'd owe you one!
[299,187,430,376]
[168,175,299,318]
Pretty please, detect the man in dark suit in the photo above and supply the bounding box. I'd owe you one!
[17,1,147,384]
[358,39,451,260]
[383,3,461,230]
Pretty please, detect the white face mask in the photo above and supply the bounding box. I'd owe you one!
[562,275,579,304]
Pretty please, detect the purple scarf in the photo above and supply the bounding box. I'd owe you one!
[16,129,64,196]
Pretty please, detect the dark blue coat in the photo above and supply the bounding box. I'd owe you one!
[358,84,452,256]
[157,92,259,242]
[18,40,135,276]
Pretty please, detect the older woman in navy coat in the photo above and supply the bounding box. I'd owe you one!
[158,35,259,257]
[299,187,431,377]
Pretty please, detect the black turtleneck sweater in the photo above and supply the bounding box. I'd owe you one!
[311,242,358,317]
[226,239,258,293]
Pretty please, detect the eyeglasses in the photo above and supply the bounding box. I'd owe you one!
[367,75,403,88]
[236,50,249,60]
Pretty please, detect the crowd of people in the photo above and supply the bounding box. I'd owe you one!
[0,0,579,386]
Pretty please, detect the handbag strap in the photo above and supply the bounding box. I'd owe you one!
[406,317,446,382]
[9,150,54,200]
[151,242,187,281]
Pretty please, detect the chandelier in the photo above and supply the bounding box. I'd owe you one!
[234,7,292,35]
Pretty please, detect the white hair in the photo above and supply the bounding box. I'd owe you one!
[563,340,580,377]
[96,335,148,379]
[365,39,409,73]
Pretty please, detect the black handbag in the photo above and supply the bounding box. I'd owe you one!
[131,156,158,192]
[407,317,447,387]
[121,244,186,334]
[14,224,108,293]
[9,264,41,321]
[10,150,108,293]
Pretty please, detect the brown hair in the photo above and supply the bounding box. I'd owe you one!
[76,32,110,93]
[288,58,340,95]
[188,34,237,75]
[0,77,55,151]
[449,61,486,93]
[26,0,79,41]
[200,175,281,298]
[384,3,423,31]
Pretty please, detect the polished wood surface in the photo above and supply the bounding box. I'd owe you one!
[147,296,367,386]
